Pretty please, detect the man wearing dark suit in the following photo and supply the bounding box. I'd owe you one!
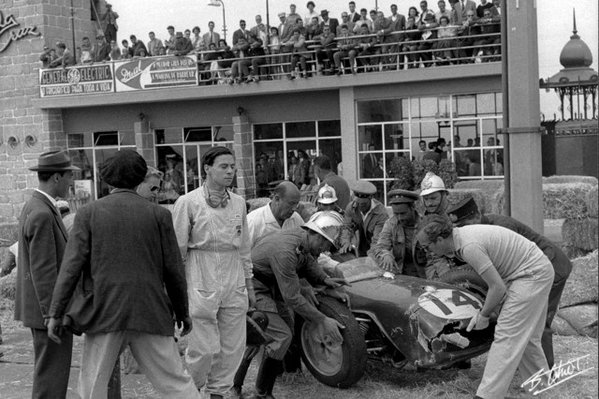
[47,150,199,398]
[454,0,477,23]
[202,21,221,48]
[319,10,339,38]
[384,4,406,67]
[232,20,251,49]
[15,150,78,398]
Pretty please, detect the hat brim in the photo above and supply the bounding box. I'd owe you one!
[318,198,337,205]
[420,187,446,197]
[29,165,80,172]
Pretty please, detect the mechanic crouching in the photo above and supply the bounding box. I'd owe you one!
[368,189,425,278]
[242,211,350,399]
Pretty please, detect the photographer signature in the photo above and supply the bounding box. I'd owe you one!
[521,354,594,395]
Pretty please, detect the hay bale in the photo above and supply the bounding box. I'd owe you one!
[543,175,598,186]
[121,345,141,374]
[587,186,598,218]
[562,245,590,259]
[0,223,19,244]
[562,218,598,251]
[454,180,505,191]
[542,183,594,219]
[560,250,598,308]
[557,304,598,337]
[0,271,16,300]
[246,198,269,213]
[551,315,579,336]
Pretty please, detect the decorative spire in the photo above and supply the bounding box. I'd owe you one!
[571,9,579,39]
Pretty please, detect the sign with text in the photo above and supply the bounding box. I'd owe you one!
[39,64,114,97]
[113,55,198,92]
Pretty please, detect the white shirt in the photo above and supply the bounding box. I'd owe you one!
[304,11,321,25]
[35,188,58,208]
[247,203,304,248]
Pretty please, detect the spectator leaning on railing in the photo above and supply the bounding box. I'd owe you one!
[50,41,76,68]
[147,31,165,56]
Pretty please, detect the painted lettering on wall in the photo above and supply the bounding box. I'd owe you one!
[0,10,41,53]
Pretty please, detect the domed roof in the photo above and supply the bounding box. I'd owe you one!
[559,11,593,68]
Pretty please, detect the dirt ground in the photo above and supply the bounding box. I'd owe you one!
[1,296,597,399]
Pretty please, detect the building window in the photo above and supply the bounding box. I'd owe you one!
[66,130,136,208]
[154,125,234,203]
[253,120,342,197]
[357,93,503,205]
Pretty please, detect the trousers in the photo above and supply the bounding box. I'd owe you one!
[476,265,554,399]
[78,330,199,399]
[31,327,73,399]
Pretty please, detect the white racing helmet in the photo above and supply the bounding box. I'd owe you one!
[302,210,344,247]
[317,184,338,204]
[420,172,447,197]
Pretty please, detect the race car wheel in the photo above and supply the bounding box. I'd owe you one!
[439,267,488,300]
[299,296,367,388]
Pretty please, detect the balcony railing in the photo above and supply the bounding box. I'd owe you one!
[38,24,501,97]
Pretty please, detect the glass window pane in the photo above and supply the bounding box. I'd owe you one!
[254,123,283,140]
[477,93,495,115]
[483,148,504,177]
[318,120,341,137]
[456,94,476,117]
[359,152,383,179]
[384,123,408,151]
[453,119,479,148]
[156,146,184,204]
[184,146,200,193]
[287,142,316,187]
[318,139,342,175]
[358,125,383,152]
[411,121,439,147]
[120,130,135,146]
[419,97,438,118]
[286,121,316,139]
[93,131,118,146]
[156,127,182,144]
[214,125,234,142]
[402,99,410,119]
[68,133,92,147]
[254,142,285,195]
[495,92,503,113]
[184,127,212,142]
[357,100,403,122]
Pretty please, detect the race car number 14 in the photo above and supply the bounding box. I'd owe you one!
[418,289,482,319]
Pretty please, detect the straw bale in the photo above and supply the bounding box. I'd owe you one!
[562,218,598,251]
[551,315,579,336]
[558,304,598,337]
[0,271,16,300]
[543,175,598,186]
[542,183,594,219]
[560,250,598,308]
[587,186,598,218]
[454,180,505,191]
[246,197,270,213]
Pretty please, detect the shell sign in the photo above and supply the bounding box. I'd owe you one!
[0,10,41,53]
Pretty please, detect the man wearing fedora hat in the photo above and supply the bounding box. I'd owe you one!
[369,189,424,277]
[15,150,78,398]
[47,149,200,398]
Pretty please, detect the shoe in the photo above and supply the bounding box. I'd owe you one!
[335,69,342,76]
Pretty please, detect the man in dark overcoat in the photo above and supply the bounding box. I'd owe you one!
[15,150,78,398]
[47,150,200,399]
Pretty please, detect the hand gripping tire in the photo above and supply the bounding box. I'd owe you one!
[298,296,367,388]
[439,267,488,300]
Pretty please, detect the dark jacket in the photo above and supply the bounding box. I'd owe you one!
[15,191,69,329]
[49,189,189,336]
[342,199,389,257]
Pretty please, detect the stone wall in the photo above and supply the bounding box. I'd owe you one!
[0,0,99,223]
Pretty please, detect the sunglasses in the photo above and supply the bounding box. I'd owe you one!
[354,193,371,199]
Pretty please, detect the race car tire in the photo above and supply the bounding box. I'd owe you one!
[299,296,367,388]
[439,267,488,300]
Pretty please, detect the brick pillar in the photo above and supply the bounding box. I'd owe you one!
[134,120,155,167]
[232,115,255,198]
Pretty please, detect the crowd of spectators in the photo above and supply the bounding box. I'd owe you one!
[41,0,502,84]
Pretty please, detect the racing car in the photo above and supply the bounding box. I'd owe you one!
[298,257,494,388]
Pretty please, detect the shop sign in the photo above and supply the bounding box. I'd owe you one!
[39,64,114,97]
[114,55,198,92]
[0,10,41,53]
